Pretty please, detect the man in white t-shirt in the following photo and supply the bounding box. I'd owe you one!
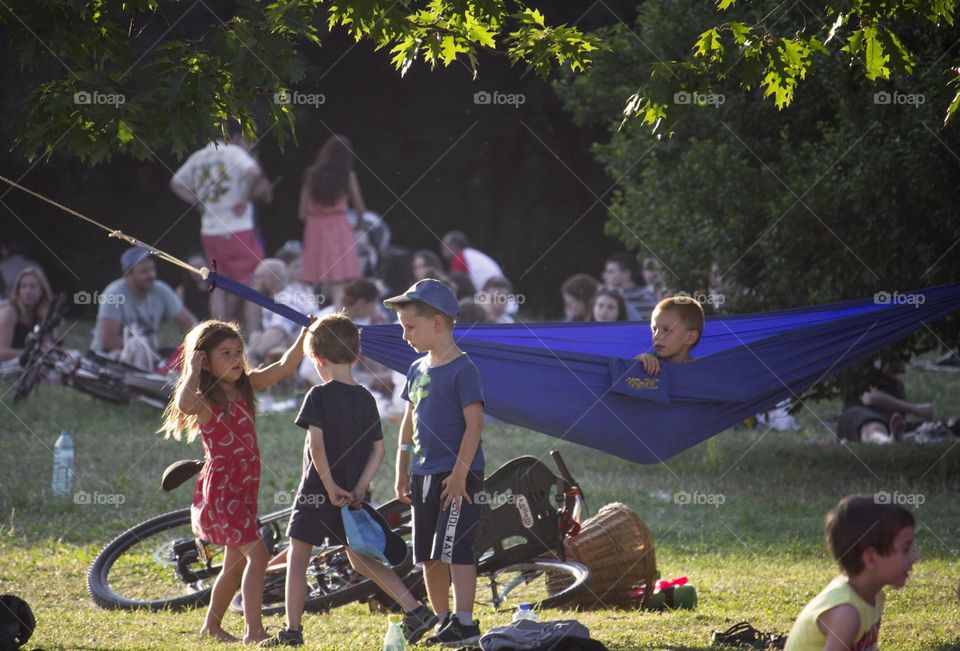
[170,120,273,321]
[441,230,504,292]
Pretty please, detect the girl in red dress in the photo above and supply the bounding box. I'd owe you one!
[162,319,308,644]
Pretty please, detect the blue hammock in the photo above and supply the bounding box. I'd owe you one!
[209,273,960,464]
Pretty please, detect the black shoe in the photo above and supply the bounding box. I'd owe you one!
[402,605,439,644]
[425,612,454,645]
[259,628,304,647]
[430,616,481,648]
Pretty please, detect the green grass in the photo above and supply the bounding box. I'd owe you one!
[1,355,959,649]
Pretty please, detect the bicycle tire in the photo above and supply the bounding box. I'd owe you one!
[479,558,591,611]
[231,543,415,616]
[87,508,216,611]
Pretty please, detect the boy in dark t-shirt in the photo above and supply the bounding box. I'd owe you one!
[262,313,437,648]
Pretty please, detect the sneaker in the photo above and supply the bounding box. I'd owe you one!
[402,605,439,644]
[259,628,304,647]
[425,612,453,645]
[430,615,481,648]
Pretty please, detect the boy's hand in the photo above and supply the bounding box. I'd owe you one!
[395,475,412,504]
[326,484,353,507]
[440,470,472,510]
[349,483,368,507]
[634,353,661,376]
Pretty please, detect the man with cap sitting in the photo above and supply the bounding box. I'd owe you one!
[90,247,196,366]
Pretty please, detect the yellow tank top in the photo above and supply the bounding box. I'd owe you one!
[785,576,884,651]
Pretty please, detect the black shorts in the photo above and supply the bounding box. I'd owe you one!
[286,504,348,547]
[410,471,484,565]
[837,405,890,442]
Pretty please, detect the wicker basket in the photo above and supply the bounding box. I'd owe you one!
[546,502,656,609]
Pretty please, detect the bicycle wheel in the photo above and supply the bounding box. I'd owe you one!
[88,508,220,610]
[232,543,414,616]
[478,559,591,611]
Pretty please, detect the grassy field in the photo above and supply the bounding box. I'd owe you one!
[1,348,959,650]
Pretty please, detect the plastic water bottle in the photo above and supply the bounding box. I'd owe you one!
[52,430,74,497]
[382,614,407,651]
[512,603,538,622]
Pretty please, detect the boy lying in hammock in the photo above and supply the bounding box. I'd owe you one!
[634,295,704,374]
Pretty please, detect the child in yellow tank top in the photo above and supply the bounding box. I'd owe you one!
[785,495,916,651]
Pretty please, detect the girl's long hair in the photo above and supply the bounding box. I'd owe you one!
[9,267,52,325]
[161,320,256,443]
[304,134,354,205]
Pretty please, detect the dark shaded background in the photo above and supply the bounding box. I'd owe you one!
[0,1,638,320]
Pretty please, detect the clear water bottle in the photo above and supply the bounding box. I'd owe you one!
[512,603,538,622]
[52,430,74,497]
[382,614,407,651]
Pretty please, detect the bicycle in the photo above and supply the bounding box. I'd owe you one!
[87,451,590,615]
[2,293,173,409]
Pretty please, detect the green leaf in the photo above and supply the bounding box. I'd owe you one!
[694,27,723,61]
[825,12,844,44]
[717,0,737,10]
[945,88,960,125]
[727,21,752,46]
[863,25,891,81]
[117,120,134,144]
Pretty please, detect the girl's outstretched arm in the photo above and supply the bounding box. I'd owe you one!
[248,326,309,390]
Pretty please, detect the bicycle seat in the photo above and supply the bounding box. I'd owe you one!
[473,456,567,570]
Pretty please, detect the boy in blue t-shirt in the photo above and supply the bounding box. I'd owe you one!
[384,279,485,647]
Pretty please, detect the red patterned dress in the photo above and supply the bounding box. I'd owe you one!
[191,400,261,546]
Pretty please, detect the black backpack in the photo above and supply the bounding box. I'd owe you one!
[0,595,34,651]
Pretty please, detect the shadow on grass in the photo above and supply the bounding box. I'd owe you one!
[928,641,960,651]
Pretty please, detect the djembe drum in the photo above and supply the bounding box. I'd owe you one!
[547,502,657,609]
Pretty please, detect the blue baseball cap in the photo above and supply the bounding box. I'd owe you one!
[121,246,153,274]
[383,278,459,318]
[340,503,408,566]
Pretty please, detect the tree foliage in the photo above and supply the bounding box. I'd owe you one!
[0,0,599,163]
[555,0,960,404]
[618,0,960,134]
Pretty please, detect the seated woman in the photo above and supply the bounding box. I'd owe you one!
[0,267,53,362]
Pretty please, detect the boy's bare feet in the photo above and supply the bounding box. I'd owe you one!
[200,625,240,643]
[243,629,271,645]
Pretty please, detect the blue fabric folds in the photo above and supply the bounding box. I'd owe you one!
[208,271,960,464]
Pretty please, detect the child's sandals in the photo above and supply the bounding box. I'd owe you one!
[711,621,787,649]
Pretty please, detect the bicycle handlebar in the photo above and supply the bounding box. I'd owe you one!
[549,450,576,485]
